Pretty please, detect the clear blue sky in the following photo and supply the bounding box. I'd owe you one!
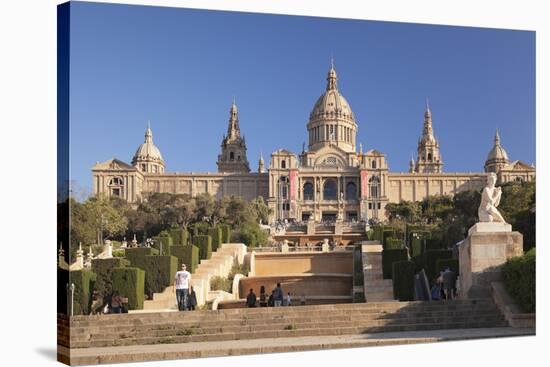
[68,1,535,196]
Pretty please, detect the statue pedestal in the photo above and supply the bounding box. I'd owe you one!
[459,223,523,299]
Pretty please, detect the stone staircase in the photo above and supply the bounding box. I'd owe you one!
[67,299,508,350]
[362,241,395,302]
[142,243,247,311]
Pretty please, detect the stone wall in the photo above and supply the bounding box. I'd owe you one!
[253,252,353,276]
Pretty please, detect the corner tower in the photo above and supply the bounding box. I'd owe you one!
[415,100,443,173]
[217,101,250,173]
[306,61,358,153]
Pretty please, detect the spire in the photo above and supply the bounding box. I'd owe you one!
[258,151,265,173]
[424,97,431,119]
[494,128,501,145]
[145,121,153,143]
[326,59,338,91]
[227,100,240,139]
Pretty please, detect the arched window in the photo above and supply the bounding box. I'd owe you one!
[323,179,337,200]
[346,182,357,200]
[237,155,241,161]
[515,176,524,183]
[303,182,314,200]
[428,153,432,161]
[141,164,147,172]
[281,160,286,169]
[369,176,380,198]
[109,177,123,186]
[371,160,377,169]
[229,152,235,161]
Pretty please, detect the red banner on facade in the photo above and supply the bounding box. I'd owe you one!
[289,169,298,200]
[360,170,368,199]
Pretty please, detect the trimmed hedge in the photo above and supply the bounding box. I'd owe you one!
[112,267,145,310]
[91,258,130,302]
[144,255,178,296]
[382,229,396,248]
[125,247,159,270]
[191,222,210,237]
[436,258,459,276]
[70,270,96,315]
[209,226,223,252]
[382,249,408,279]
[373,225,384,242]
[194,235,212,260]
[152,235,173,255]
[219,224,232,244]
[425,249,453,281]
[169,228,189,246]
[410,237,426,257]
[385,238,403,250]
[169,245,199,273]
[502,248,535,313]
[392,261,416,301]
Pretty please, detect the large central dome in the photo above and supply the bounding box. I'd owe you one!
[307,63,358,153]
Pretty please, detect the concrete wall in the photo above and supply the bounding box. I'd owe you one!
[239,274,353,299]
[253,252,353,276]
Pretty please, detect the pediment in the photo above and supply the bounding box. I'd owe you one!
[504,160,535,171]
[92,158,135,171]
[311,145,349,168]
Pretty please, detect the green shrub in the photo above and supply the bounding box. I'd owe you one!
[228,263,249,281]
[112,267,145,310]
[385,238,403,250]
[366,229,374,240]
[219,224,232,244]
[91,258,130,302]
[152,235,173,255]
[194,235,212,260]
[209,226,223,251]
[169,245,199,273]
[392,261,415,301]
[382,249,408,279]
[70,270,96,315]
[435,258,459,276]
[425,249,453,281]
[169,228,189,246]
[144,255,178,296]
[234,223,268,248]
[408,229,431,248]
[502,248,535,312]
[210,276,232,293]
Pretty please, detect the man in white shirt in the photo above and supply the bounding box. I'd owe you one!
[174,263,191,311]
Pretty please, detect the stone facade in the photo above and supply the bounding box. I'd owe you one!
[91,63,535,223]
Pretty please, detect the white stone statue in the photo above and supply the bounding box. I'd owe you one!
[478,172,507,224]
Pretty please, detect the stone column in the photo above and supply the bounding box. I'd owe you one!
[459,223,523,299]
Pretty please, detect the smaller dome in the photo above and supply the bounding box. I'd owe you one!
[486,130,509,162]
[132,125,164,164]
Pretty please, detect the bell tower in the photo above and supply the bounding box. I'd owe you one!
[415,100,443,173]
[217,100,250,173]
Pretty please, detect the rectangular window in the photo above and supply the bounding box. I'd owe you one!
[368,203,372,210]
[378,202,381,209]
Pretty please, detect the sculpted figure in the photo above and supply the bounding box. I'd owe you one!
[478,172,507,223]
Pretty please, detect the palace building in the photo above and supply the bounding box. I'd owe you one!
[92,64,535,223]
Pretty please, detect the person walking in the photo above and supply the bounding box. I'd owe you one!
[286,292,292,306]
[274,283,283,307]
[259,285,267,307]
[174,263,191,311]
[246,288,257,307]
[188,286,197,310]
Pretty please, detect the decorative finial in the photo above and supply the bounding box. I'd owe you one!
[495,128,501,144]
[330,55,334,69]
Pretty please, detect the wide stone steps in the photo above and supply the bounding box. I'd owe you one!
[70,311,504,340]
[68,300,506,348]
[70,317,507,348]
[69,307,501,334]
